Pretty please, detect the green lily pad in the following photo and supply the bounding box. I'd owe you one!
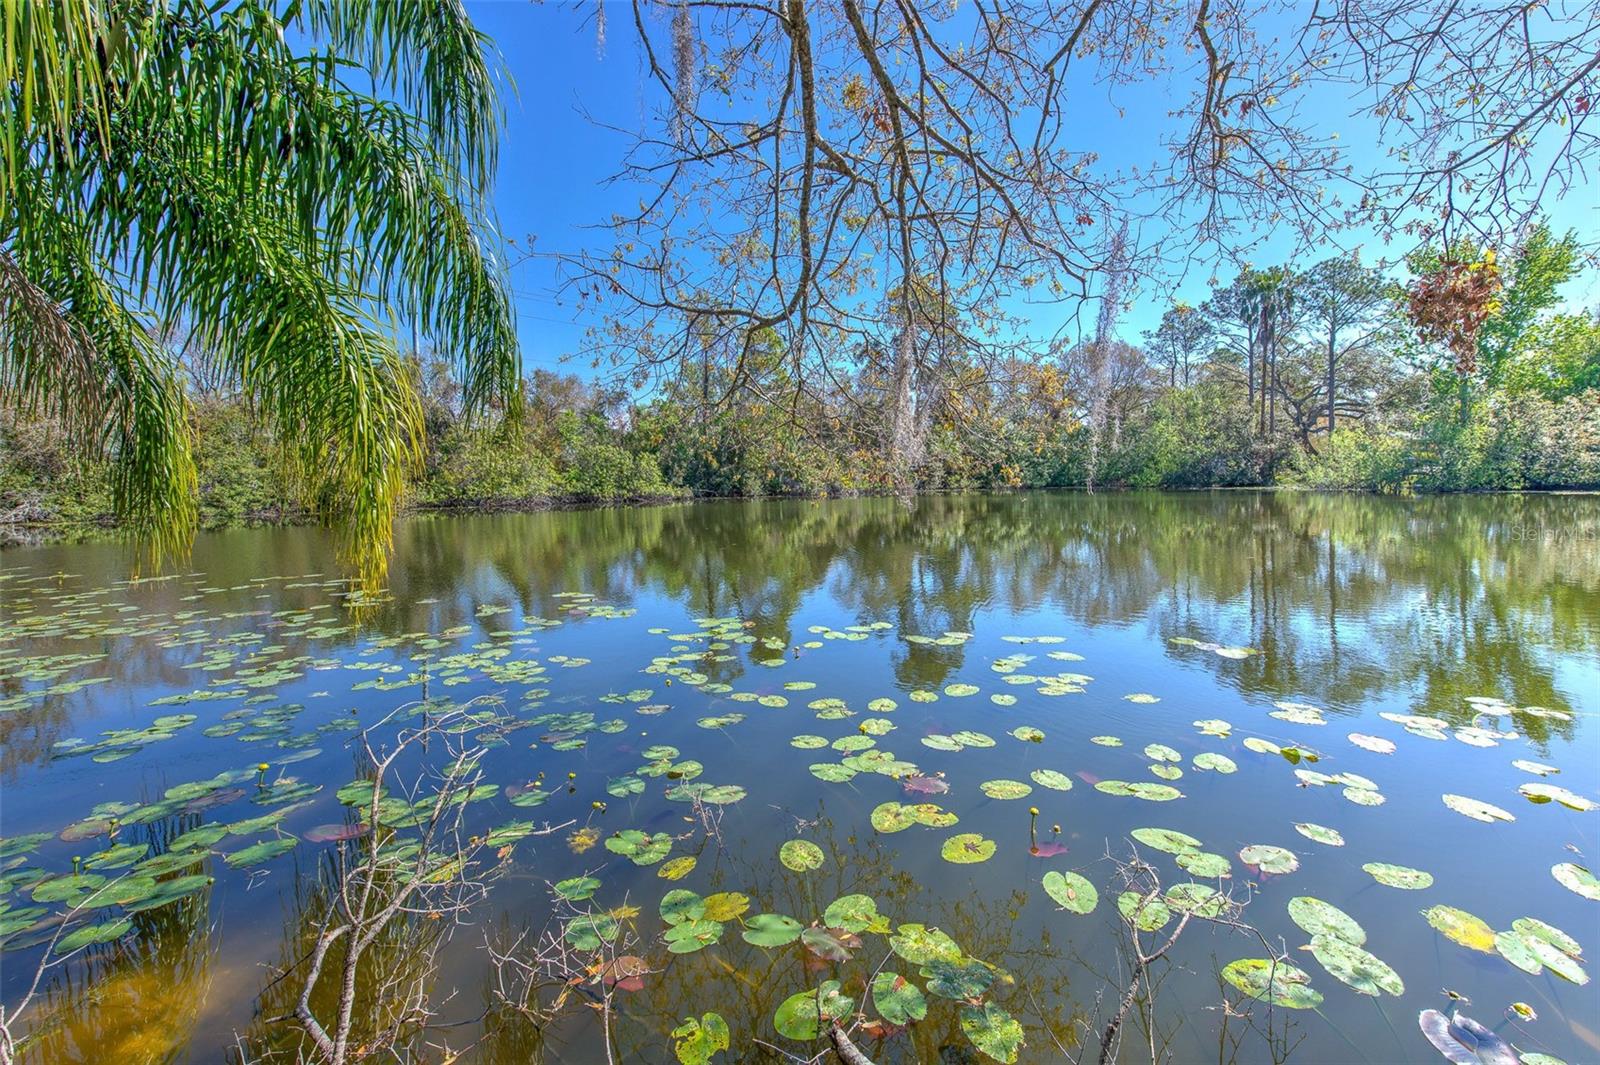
[889,923,963,965]
[1011,726,1044,743]
[223,838,296,868]
[660,888,706,925]
[54,917,132,954]
[1221,958,1323,1009]
[1117,891,1172,932]
[870,971,927,1025]
[1192,752,1237,773]
[605,830,673,866]
[923,957,993,999]
[779,839,824,872]
[773,980,853,1040]
[664,918,724,954]
[871,802,917,833]
[1042,870,1098,914]
[1553,862,1600,900]
[1131,827,1201,854]
[1495,929,1544,974]
[1029,769,1073,791]
[1442,794,1516,823]
[1512,916,1582,957]
[1165,882,1229,918]
[1239,844,1299,874]
[1362,862,1432,889]
[1144,743,1180,763]
[979,779,1032,800]
[823,893,882,933]
[1423,904,1496,952]
[1175,850,1232,878]
[1520,783,1597,811]
[960,1002,1024,1063]
[1293,823,1345,847]
[742,913,803,947]
[553,876,601,902]
[1309,933,1403,996]
[1288,897,1365,945]
[808,763,856,783]
[671,1012,730,1065]
[941,833,996,864]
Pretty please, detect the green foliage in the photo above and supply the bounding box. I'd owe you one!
[0,0,518,585]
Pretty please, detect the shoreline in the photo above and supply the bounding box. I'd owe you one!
[5,482,1597,551]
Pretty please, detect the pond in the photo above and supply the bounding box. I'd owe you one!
[1,491,1596,1064]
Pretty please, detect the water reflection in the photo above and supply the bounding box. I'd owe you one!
[2,491,1595,1063]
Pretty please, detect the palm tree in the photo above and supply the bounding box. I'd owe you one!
[1,0,518,584]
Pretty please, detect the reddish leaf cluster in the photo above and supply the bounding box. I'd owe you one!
[1407,254,1502,375]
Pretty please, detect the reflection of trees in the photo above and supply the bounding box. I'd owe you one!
[15,822,216,1065]
[5,493,1596,774]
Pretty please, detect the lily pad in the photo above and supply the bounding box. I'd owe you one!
[671,1012,730,1065]
[1221,958,1323,1009]
[742,913,803,947]
[1519,783,1597,811]
[1423,905,1496,952]
[959,1002,1025,1064]
[778,839,824,872]
[1175,850,1232,878]
[1030,769,1073,791]
[1362,862,1433,890]
[1041,870,1097,914]
[773,980,853,1041]
[1310,934,1403,996]
[1239,844,1299,874]
[1347,733,1396,754]
[1131,827,1201,854]
[1192,752,1237,773]
[553,876,601,902]
[1288,896,1365,944]
[606,830,673,866]
[941,833,996,864]
[870,971,927,1025]
[922,957,994,999]
[1117,891,1172,932]
[979,779,1032,800]
[823,893,882,933]
[1418,1010,1519,1065]
[889,923,962,965]
[1442,794,1516,824]
[1293,823,1345,847]
[1552,862,1600,901]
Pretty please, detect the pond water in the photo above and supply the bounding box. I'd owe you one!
[1,491,1596,1064]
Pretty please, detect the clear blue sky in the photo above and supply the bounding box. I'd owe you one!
[467,2,1599,381]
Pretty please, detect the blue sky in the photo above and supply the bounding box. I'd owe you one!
[467,2,1599,380]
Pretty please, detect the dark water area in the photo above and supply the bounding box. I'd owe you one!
[1,491,1596,1064]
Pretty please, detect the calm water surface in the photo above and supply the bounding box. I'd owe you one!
[1,492,1597,1064]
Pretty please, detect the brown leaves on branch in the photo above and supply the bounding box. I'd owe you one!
[1407,252,1502,376]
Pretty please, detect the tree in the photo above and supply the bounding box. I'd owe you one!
[574,0,1597,450]
[1296,257,1391,436]
[0,0,518,584]
[1145,303,1215,390]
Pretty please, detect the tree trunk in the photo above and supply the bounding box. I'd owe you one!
[887,324,919,486]
[1326,327,1337,436]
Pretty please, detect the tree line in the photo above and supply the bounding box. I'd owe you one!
[3,222,1594,531]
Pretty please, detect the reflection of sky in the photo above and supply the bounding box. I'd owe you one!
[1,492,1597,1063]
